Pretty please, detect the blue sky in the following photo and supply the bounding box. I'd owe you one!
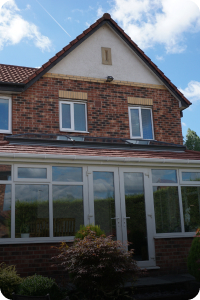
[0,0,200,140]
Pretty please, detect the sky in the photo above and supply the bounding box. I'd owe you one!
[0,0,200,140]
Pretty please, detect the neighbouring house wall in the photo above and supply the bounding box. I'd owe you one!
[0,238,193,279]
[0,76,183,144]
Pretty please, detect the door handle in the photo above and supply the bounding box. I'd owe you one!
[111,217,119,219]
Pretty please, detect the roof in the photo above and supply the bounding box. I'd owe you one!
[0,141,200,161]
[0,64,36,84]
[0,13,191,108]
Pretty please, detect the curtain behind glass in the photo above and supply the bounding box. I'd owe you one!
[74,103,86,131]
[130,109,140,137]
[0,99,9,130]
[141,109,153,139]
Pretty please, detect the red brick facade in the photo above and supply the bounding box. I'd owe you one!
[0,77,183,145]
[0,238,193,278]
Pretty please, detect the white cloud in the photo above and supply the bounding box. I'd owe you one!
[182,122,187,126]
[108,0,200,53]
[156,55,164,60]
[0,0,51,51]
[179,81,200,102]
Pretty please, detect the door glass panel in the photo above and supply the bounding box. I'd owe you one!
[15,185,49,238]
[153,186,181,233]
[53,185,84,236]
[0,184,11,238]
[124,172,148,261]
[181,186,200,232]
[93,172,116,237]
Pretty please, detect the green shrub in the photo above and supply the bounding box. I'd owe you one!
[75,224,105,239]
[0,263,22,299]
[52,230,141,297]
[18,274,61,300]
[187,229,200,281]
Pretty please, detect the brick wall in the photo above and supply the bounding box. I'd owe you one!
[0,77,183,144]
[0,238,193,279]
[154,237,193,275]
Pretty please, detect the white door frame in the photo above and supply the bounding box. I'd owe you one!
[119,167,156,267]
[87,166,156,267]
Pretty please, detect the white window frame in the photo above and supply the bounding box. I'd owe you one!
[59,99,88,133]
[0,95,12,134]
[179,169,200,185]
[14,164,51,182]
[128,106,154,140]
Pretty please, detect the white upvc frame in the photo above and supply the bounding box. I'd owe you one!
[0,95,12,134]
[150,167,187,238]
[128,106,154,140]
[119,167,156,268]
[59,99,88,133]
[179,169,200,185]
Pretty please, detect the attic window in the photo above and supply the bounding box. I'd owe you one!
[101,47,112,65]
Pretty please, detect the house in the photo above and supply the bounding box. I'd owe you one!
[0,13,200,277]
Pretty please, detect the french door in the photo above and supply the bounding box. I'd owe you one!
[87,166,155,267]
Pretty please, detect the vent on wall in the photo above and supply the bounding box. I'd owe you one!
[101,47,112,65]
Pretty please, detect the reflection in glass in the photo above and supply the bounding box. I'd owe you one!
[74,103,86,131]
[141,109,153,139]
[124,173,148,261]
[53,185,83,236]
[182,172,200,182]
[0,165,11,181]
[130,109,140,137]
[0,185,11,238]
[152,169,177,183]
[0,99,9,130]
[153,186,181,233]
[52,167,82,182]
[93,172,116,237]
[15,185,49,238]
[181,186,200,232]
[18,167,47,179]
[62,103,71,129]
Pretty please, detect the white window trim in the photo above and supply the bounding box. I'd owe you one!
[179,169,200,185]
[0,95,12,134]
[128,106,154,140]
[14,164,51,182]
[59,99,88,133]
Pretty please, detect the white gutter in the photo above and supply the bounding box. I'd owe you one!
[0,152,199,165]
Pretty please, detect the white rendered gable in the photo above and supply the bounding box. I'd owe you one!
[49,24,162,85]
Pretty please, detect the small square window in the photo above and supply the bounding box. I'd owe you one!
[101,47,112,65]
[129,107,153,139]
[59,100,87,132]
[0,97,12,133]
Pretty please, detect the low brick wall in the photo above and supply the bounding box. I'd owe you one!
[0,237,194,279]
[154,237,193,275]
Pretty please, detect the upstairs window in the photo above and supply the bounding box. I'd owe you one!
[0,97,12,133]
[129,107,153,139]
[59,100,87,132]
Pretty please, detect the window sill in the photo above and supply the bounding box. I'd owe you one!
[154,233,195,239]
[60,129,89,134]
[0,237,75,244]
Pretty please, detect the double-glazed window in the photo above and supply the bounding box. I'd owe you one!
[129,107,153,139]
[0,96,12,133]
[152,169,200,235]
[0,165,85,240]
[59,100,87,132]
